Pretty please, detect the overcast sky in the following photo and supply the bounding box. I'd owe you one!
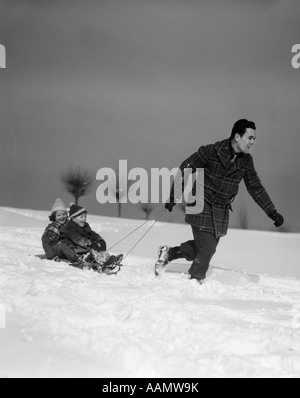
[0,0,299,231]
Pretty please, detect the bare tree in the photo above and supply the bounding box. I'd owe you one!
[277,223,291,233]
[140,203,153,220]
[114,178,124,219]
[108,172,133,218]
[179,202,186,214]
[61,166,94,205]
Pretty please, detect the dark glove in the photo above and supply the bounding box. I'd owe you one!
[96,239,107,252]
[165,201,176,213]
[269,210,284,228]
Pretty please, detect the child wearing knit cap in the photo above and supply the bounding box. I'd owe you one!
[61,204,123,274]
[42,199,79,264]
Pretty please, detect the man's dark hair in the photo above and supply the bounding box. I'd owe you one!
[230,119,256,140]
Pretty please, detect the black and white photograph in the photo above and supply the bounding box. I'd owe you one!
[0,0,300,379]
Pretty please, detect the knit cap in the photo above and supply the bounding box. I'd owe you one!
[50,199,67,215]
[69,204,87,219]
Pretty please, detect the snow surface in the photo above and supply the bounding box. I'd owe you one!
[0,207,300,378]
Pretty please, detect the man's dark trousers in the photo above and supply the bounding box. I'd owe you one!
[176,227,220,280]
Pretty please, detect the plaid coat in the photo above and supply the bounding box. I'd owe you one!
[183,138,276,238]
[42,221,65,259]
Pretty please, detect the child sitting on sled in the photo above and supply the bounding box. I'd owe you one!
[61,204,123,273]
[42,199,80,263]
[42,200,123,274]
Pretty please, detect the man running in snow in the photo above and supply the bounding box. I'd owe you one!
[155,119,284,283]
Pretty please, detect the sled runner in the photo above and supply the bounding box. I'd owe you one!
[35,254,123,275]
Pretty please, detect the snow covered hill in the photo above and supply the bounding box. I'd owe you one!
[0,207,300,378]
